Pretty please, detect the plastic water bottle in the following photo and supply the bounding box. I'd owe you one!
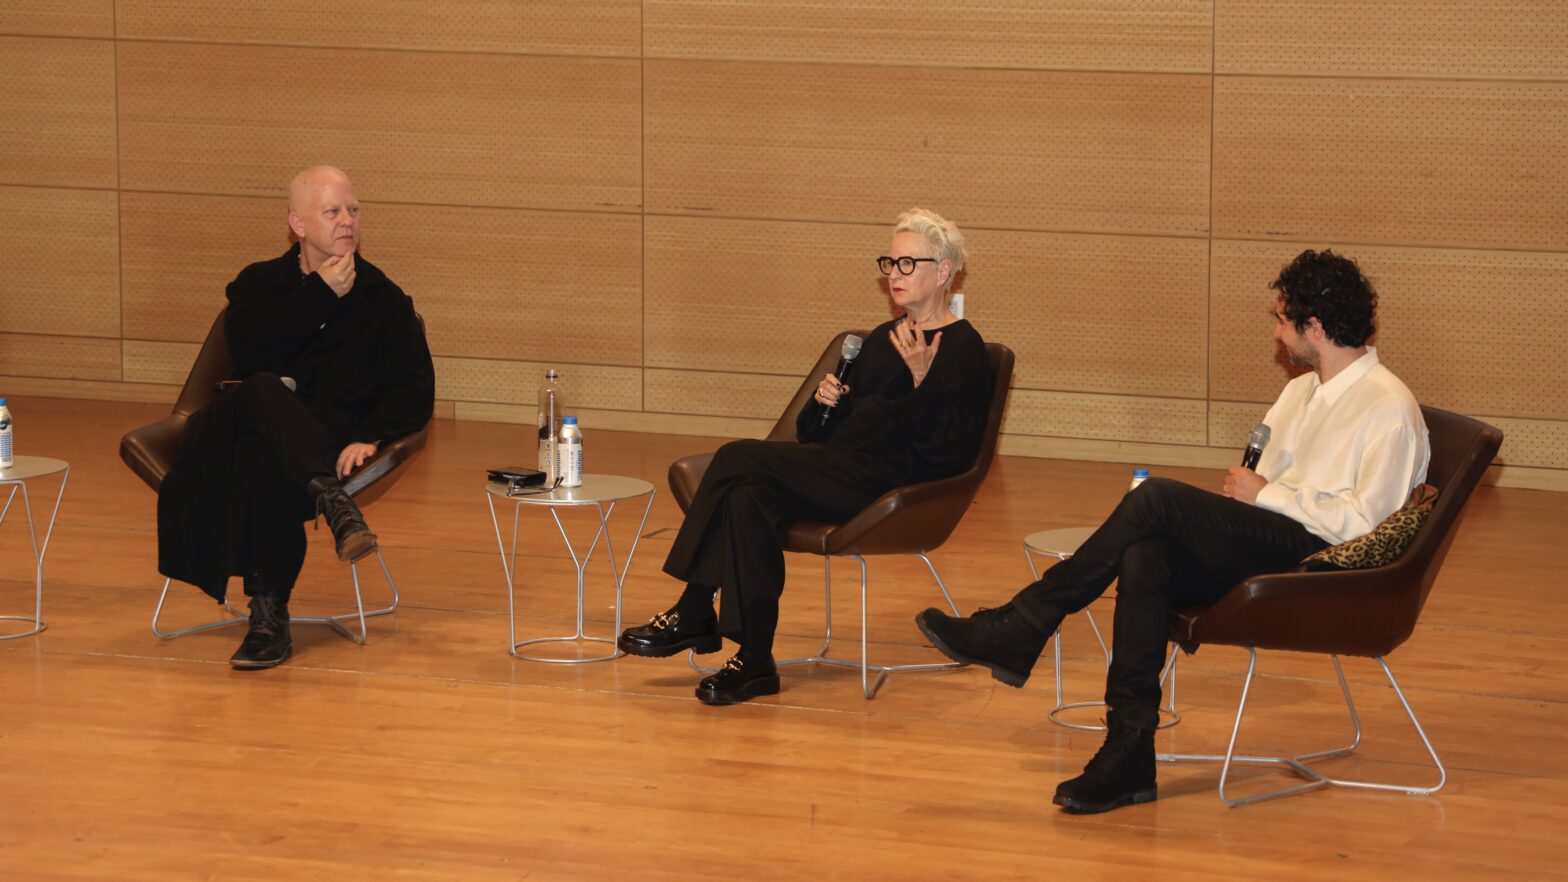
[558,416,583,488]
[1128,466,1149,492]
[0,398,12,469]
[536,370,565,482]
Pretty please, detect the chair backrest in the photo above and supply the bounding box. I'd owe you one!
[1176,405,1502,657]
[791,333,1015,557]
[173,311,235,418]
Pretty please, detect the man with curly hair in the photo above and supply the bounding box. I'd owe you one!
[915,249,1429,814]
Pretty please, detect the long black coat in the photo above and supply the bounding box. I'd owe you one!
[157,245,435,600]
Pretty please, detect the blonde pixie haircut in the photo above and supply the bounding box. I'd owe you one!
[894,208,966,295]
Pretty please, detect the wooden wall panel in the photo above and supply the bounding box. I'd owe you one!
[646,0,1210,72]
[117,42,641,212]
[645,369,801,421]
[1211,241,1568,422]
[1003,390,1207,445]
[0,334,119,381]
[371,205,642,366]
[646,62,1211,236]
[121,192,289,343]
[0,186,119,337]
[432,357,640,412]
[122,340,199,385]
[1217,1,1568,80]
[1209,401,1269,453]
[645,216,897,374]
[969,230,1207,397]
[0,36,116,189]
[0,1,113,38]
[116,0,640,57]
[1213,77,1568,251]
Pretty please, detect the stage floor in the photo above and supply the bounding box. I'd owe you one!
[0,397,1561,880]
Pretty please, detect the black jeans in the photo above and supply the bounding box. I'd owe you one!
[1010,477,1327,727]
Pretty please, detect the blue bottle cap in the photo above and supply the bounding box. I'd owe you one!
[562,416,578,425]
[0,398,7,406]
[1133,467,1149,478]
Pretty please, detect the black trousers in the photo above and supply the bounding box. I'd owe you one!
[1009,477,1328,727]
[662,439,907,656]
[161,372,339,601]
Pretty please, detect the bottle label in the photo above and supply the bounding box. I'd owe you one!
[560,440,583,487]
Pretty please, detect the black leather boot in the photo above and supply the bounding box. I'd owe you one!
[230,593,293,669]
[306,475,377,563]
[914,603,1054,687]
[1053,712,1158,814]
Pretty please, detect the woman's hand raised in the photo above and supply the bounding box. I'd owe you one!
[890,317,942,387]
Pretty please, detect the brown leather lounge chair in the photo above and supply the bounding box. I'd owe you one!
[1160,405,1503,806]
[120,311,428,644]
[668,331,1016,698]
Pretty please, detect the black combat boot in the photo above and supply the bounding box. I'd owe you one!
[230,593,293,669]
[914,603,1054,687]
[306,475,377,562]
[1052,712,1158,814]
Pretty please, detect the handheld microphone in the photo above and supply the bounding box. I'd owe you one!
[1241,422,1271,470]
[819,334,864,427]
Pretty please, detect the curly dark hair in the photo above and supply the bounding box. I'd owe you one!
[1269,249,1377,348]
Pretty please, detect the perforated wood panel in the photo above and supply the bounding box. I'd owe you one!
[0,37,116,189]
[1003,390,1207,445]
[971,229,1207,396]
[645,0,1210,72]
[646,61,1211,235]
[1209,401,1271,452]
[1217,1,1568,79]
[0,186,118,337]
[117,42,640,211]
[0,333,118,380]
[372,205,641,365]
[432,357,640,411]
[122,340,199,385]
[121,192,290,343]
[1211,240,1568,422]
[0,1,113,37]
[1483,416,1568,469]
[645,369,802,420]
[1213,77,1568,251]
[645,216,895,374]
[116,0,639,57]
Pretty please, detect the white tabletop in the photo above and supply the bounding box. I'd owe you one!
[486,474,655,506]
[0,456,69,482]
[1023,526,1096,558]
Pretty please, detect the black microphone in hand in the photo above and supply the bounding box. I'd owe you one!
[1241,422,1271,470]
[819,334,864,427]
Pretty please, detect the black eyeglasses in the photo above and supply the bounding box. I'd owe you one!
[877,256,939,276]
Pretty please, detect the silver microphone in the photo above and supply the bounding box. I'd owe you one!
[819,334,864,427]
[1241,422,1271,470]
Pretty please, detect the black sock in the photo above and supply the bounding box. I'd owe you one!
[670,582,717,621]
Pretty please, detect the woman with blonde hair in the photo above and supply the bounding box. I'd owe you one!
[619,208,992,705]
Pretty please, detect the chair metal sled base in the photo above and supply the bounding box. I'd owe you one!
[690,551,966,699]
[150,548,401,646]
[1157,648,1446,807]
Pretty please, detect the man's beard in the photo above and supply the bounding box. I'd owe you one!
[1283,342,1318,370]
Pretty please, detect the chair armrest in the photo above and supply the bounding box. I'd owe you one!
[120,414,188,493]
[819,473,978,556]
[344,427,428,506]
[668,452,715,513]
[1172,562,1421,658]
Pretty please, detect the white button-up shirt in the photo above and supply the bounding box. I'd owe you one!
[1253,347,1430,545]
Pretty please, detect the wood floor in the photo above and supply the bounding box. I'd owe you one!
[0,396,1562,881]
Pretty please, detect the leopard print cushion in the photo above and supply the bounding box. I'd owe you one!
[1299,483,1439,572]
